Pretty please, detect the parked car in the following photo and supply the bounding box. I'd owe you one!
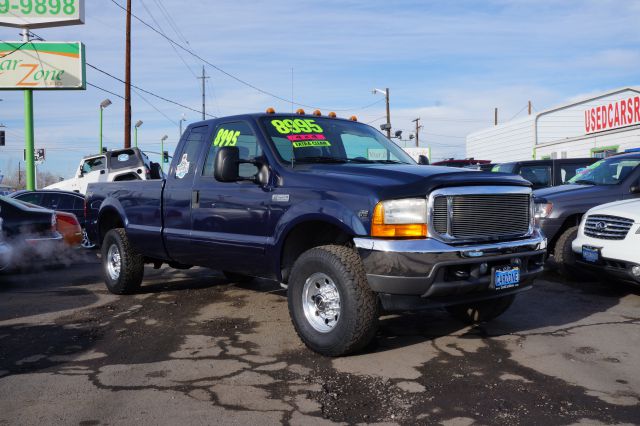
[10,190,93,248]
[431,158,491,168]
[533,152,640,272]
[572,199,640,285]
[464,163,498,172]
[0,195,63,269]
[492,158,597,189]
[86,111,546,356]
[45,148,162,195]
[0,185,14,196]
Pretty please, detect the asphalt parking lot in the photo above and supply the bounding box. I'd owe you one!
[0,253,639,425]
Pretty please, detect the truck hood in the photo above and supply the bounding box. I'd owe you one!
[295,164,531,198]
[587,198,640,222]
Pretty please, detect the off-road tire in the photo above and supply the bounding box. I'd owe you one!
[288,245,379,356]
[223,271,253,284]
[553,226,579,275]
[102,228,144,295]
[446,294,516,324]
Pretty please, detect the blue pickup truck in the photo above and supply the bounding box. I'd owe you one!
[86,111,546,356]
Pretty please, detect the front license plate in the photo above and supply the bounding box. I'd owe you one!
[582,247,599,263]
[494,267,520,290]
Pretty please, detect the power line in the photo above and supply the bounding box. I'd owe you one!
[86,62,216,118]
[108,0,387,113]
[133,88,179,126]
[87,82,125,100]
[0,41,29,58]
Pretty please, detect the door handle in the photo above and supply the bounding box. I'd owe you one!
[191,190,200,209]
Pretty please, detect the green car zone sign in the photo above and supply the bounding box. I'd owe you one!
[0,41,85,89]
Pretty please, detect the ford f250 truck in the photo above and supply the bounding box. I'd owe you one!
[86,112,546,356]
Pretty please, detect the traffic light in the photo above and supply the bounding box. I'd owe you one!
[0,130,5,146]
[163,151,169,163]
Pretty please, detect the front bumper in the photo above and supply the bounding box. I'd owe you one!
[354,229,547,303]
[572,235,640,285]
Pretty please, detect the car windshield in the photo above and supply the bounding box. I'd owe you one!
[260,116,415,165]
[567,156,640,185]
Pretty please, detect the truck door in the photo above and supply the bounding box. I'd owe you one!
[78,156,108,193]
[163,125,210,264]
[190,120,272,275]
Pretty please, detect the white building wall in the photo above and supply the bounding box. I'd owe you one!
[535,126,640,159]
[466,87,640,162]
[466,116,535,162]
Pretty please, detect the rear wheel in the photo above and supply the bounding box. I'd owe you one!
[102,228,144,294]
[288,245,379,356]
[446,294,516,324]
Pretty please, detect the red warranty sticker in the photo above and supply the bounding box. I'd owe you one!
[287,134,326,142]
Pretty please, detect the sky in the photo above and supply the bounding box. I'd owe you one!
[0,0,639,179]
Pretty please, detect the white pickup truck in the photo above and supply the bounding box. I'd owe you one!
[46,148,161,195]
[572,198,640,286]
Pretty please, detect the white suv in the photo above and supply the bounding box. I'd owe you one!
[46,148,161,195]
[572,199,640,285]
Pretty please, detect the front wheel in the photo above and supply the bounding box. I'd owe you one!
[553,226,579,275]
[446,294,516,324]
[101,228,144,295]
[287,245,379,357]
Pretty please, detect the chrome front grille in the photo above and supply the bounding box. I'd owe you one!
[430,188,532,242]
[584,215,634,240]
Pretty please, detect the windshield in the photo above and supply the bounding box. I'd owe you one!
[260,116,414,165]
[567,156,640,185]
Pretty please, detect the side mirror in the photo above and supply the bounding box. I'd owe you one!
[630,185,640,194]
[214,146,240,182]
[418,155,430,165]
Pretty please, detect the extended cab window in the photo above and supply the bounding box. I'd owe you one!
[81,157,106,174]
[519,165,551,188]
[173,126,208,180]
[202,121,262,179]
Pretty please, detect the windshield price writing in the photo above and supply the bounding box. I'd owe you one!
[271,119,323,135]
[0,0,76,15]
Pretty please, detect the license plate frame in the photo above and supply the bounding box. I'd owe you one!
[582,246,600,263]
[493,266,521,290]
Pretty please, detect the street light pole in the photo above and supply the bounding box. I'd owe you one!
[99,99,112,154]
[179,114,186,139]
[134,120,143,148]
[372,88,391,139]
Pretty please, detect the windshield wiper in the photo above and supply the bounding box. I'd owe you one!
[373,159,405,164]
[295,156,348,164]
[573,179,596,185]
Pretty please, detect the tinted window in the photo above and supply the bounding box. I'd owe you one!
[16,192,42,205]
[519,165,551,188]
[569,156,640,185]
[110,150,142,170]
[203,121,262,179]
[560,163,590,183]
[493,164,515,173]
[173,126,208,180]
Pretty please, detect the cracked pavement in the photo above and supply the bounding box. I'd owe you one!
[0,253,639,425]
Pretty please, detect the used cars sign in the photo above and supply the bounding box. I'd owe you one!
[0,0,84,28]
[0,41,85,90]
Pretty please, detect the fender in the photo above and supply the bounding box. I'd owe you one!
[97,197,129,242]
[267,199,369,278]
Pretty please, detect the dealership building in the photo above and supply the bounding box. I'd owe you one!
[466,87,640,162]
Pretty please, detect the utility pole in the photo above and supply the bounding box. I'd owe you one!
[494,107,498,126]
[412,117,422,147]
[124,0,132,148]
[528,100,532,115]
[384,88,391,139]
[197,66,209,121]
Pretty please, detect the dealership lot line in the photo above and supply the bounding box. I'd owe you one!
[0,255,638,425]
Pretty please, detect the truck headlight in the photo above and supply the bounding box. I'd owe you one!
[371,198,427,238]
[534,202,553,219]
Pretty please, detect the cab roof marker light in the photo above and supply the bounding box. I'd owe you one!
[266,107,276,114]
[349,116,358,122]
[328,112,337,118]
[296,109,306,115]
[313,110,322,116]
